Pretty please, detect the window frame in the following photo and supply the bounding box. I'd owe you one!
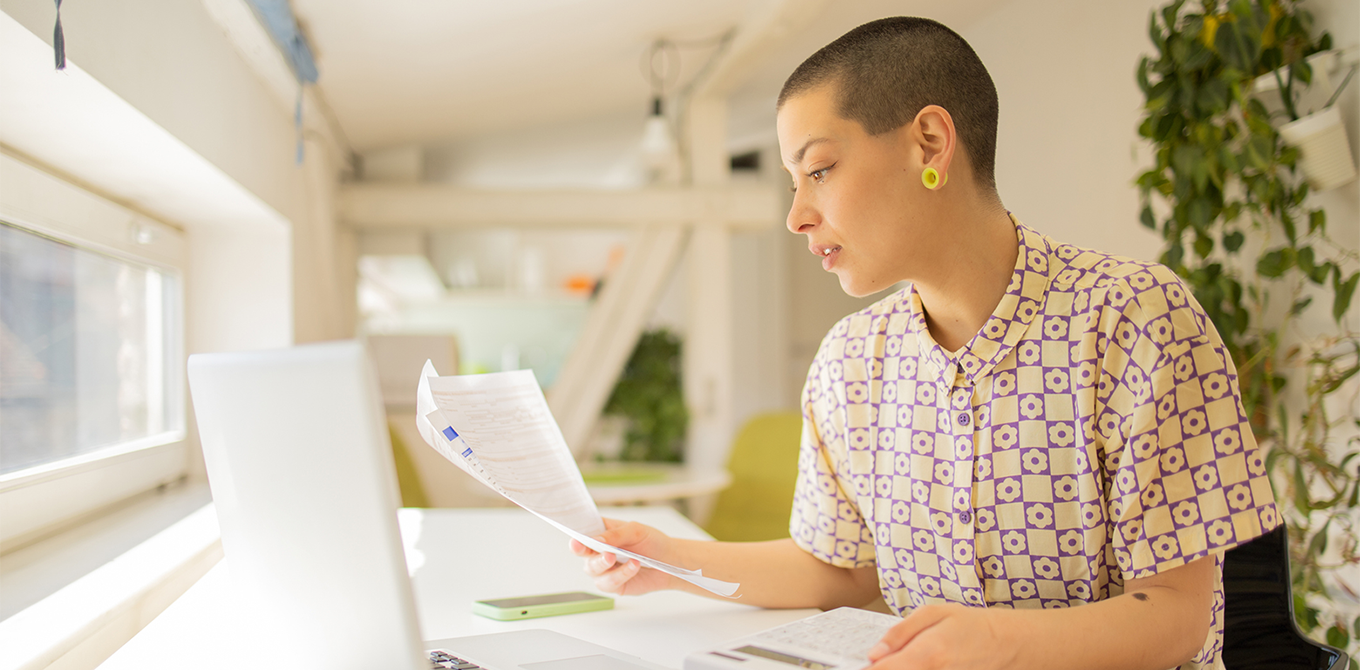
[0,153,188,551]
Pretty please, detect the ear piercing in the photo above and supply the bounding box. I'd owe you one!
[922,167,948,190]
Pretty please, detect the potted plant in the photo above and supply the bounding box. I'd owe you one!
[600,328,689,463]
[1252,40,1358,190]
[1137,0,1360,655]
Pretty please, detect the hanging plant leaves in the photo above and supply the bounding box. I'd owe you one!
[1223,230,1245,252]
[1140,204,1157,230]
[1297,246,1316,275]
[1325,625,1349,653]
[1194,233,1214,259]
[1139,1,1355,647]
[1256,248,1292,277]
[1308,209,1326,235]
[1333,271,1359,324]
[1162,242,1185,269]
[1293,462,1312,512]
[1281,212,1298,245]
[1215,19,1256,73]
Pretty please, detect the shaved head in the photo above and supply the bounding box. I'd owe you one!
[779,17,1000,191]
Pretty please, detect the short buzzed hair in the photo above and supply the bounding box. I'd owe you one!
[779,17,999,191]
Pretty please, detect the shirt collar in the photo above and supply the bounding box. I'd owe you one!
[906,215,1051,385]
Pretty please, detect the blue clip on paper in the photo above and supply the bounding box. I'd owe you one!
[441,425,474,459]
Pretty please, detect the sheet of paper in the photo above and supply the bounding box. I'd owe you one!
[426,367,604,536]
[532,510,740,597]
[414,361,739,597]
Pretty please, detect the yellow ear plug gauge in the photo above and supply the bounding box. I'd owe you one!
[922,167,947,189]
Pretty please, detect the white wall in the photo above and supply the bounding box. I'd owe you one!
[965,0,1163,258]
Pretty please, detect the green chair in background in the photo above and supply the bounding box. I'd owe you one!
[389,422,430,508]
[704,412,803,542]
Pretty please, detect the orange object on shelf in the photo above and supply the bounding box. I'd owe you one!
[563,274,596,295]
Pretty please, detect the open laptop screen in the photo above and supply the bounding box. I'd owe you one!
[188,341,426,669]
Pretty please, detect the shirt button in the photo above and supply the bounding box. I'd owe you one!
[958,413,970,427]
[959,510,973,524]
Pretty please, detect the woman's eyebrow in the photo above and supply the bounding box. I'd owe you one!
[784,137,830,167]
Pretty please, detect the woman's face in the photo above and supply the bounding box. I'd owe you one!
[777,85,941,298]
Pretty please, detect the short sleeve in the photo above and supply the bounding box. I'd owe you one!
[1102,277,1279,579]
[789,333,877,568]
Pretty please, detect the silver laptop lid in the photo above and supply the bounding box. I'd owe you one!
[188,340,425,669]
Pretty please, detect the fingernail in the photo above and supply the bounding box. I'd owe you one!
[867,642,888,659]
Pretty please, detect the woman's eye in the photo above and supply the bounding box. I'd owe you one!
[790,165,833,192]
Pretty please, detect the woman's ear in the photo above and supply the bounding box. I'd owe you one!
[912,105,956,176]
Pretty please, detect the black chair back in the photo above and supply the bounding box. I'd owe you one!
[1222,524,1348,670]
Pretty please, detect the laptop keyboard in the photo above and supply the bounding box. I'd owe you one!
[429,650,485,669]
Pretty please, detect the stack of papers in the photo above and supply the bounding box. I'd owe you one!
[415,362,739,598]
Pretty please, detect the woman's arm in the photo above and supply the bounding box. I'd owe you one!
[570,518,882,610]
[867,554,1216,670]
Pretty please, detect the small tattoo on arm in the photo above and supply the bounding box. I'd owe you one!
[1132,592,1150,602]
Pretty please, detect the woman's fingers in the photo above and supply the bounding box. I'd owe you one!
[595,557,640,593]
[568,538,596,557]
[571,518,669,595]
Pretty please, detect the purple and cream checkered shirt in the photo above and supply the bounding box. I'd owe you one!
[790,218,1278,668]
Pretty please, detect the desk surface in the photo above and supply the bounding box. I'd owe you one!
[97,507,817,670]
[582,463,732,505]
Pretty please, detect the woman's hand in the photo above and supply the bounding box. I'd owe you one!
[867,603,1015,670]
[569,518,678,596]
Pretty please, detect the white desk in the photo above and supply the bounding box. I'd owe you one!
[582,463,732,506]
[96,507,817,669]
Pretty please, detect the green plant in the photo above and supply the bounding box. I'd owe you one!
[602,329,689,462]
[1137,0,1360,656]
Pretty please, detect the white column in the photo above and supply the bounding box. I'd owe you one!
[683,97,736,494]
[294,136,348,343]
[684,223,735,475]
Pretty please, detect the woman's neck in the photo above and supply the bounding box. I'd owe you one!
[913,206,1018,353]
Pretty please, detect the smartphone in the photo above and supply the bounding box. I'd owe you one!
[472,591,614,621]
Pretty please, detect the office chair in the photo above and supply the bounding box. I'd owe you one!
[1222,524,1349,669]
[704,412,802,542]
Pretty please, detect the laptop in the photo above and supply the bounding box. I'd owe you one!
[187,340,666,670]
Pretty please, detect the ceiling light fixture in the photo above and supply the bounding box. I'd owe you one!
[640,39,681,183]
[640,96,674,171]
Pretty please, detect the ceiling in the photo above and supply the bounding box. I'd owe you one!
[290,0,1014,153]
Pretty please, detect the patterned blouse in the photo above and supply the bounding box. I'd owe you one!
[789,218,1278,668]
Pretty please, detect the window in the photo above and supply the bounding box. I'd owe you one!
[1,223,183,475]
[0,154,188,551]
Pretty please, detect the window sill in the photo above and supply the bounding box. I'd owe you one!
[0,481,221,670]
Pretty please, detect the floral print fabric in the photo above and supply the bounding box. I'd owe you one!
[789,218,1278,668]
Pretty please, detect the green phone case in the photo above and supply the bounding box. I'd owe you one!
[471,592,614,621]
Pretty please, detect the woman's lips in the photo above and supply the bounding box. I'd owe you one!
[816,245,841,271]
